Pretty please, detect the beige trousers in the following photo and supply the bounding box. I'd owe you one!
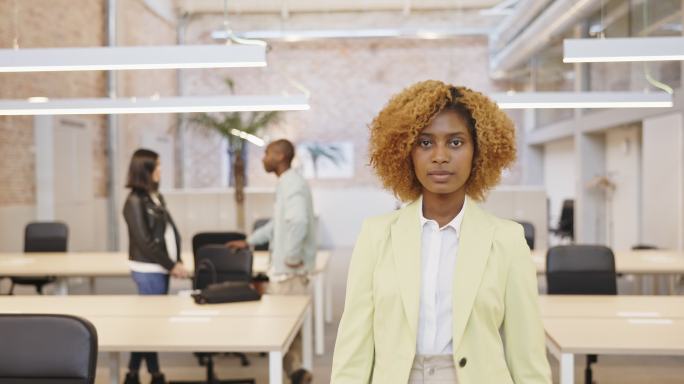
[266,275,310,383]
[408,355,459,384]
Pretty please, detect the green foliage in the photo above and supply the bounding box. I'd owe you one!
[190,110,280,153]
[189,77,280,154]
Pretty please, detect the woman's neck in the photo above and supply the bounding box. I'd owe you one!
[421,190,466,228]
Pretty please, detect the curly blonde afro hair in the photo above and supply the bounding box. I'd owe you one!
[369,80,516,202]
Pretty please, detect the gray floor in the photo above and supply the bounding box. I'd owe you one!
[2,249,684,383]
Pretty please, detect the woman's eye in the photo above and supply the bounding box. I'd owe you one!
[418,139,432,147]
[450,139,463,147]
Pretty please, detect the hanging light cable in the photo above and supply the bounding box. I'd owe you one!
[221,0,266,47]
[641,0,674,95]
[12,0,20,49]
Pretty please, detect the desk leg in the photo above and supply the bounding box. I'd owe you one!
[313,274,324,355]
[269,351,283,384]
[302,305,313,370]
[325,269,333,324]
[109,352,120,384]
[559,353,574,384]
[55,278,68,295]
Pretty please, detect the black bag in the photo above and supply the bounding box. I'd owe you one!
[191,252,261,304]
[192,281,261,304]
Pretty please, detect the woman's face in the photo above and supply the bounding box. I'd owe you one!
[152,159,161,184]
[411,110,474,197]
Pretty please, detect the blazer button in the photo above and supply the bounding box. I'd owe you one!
[459,357,467,368]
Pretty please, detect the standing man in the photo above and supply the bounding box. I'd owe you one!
[227,139,315,384]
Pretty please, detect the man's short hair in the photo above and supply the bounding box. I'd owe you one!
[270,139,295,165]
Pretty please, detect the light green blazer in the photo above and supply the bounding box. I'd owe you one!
[331,197,551,384]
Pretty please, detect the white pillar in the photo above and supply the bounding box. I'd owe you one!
[34,115,54,221]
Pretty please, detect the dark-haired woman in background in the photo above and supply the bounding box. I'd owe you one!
[122,148,189,384]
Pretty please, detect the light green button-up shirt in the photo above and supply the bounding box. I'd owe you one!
[247,168,317,276]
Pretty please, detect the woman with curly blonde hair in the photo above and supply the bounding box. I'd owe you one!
[331,80,551,384]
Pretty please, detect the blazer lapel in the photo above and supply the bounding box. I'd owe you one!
[452,197,494,351]
[390,200,422,337]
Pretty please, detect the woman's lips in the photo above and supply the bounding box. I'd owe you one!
[427,170,454,182]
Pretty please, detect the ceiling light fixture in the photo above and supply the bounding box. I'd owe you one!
[0,95,309,116]
[0,45,267,73]
[211,27,489,42]
[492,92,673,109]
[564,37,684,63]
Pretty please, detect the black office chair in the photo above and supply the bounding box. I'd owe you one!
[514,220,535,250]
[0,314,98,384]
[193,245,253,290]
[251,218,271,251]
[547,245,617,384]
[192,232,246,255]
[177,238,254,384]
[9,222,68,295]
[631,244,658,250]
[550,199,574,242]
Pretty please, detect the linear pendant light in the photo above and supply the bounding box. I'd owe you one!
[492,92,673,109]
[0,45,266,72]
[212,27,490,41]
[0,95,309,116]
[564,37,684,63]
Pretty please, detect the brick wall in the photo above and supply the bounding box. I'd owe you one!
[0,0,107,205]
[116,0,178,188]
[0,0,179,206]
[182,11,522,190]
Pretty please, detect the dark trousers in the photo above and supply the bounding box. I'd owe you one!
[128,271,170,373]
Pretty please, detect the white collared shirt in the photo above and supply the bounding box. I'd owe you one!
[417,196,466,355]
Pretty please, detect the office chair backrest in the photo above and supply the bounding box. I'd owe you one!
[194,244,253,290]
[558,199,574,238]
[632,244,658,250]
[0,314,98,384]
[252,218,271,251]
[191,232,246,255]
[24,222,68,252]
[546,245,617,295]
[514,220,535,250]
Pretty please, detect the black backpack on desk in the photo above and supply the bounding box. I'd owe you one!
[191,245,261,304]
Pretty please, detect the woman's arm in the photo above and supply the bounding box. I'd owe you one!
[503,224,552,384]
[123,194,175,271]
[331,220,376,383]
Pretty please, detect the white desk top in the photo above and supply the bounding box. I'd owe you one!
[90,315,303,352]
[0,294,310,318]
[0,250,330,277]
[0,295,311,353]
[544,317,684,356]
[532,249,684,275]
[539,295,684,319]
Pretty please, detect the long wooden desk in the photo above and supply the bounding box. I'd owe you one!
[539,295,684,319]
[0,250,330,278]
[539,295,684,384]
[532,249,684,275]
[0,250,332,355]
[532,249,684,294]
[0,295,312,384]
[544,317,684,384]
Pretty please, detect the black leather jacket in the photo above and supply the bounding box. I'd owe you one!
[122,189,181,270]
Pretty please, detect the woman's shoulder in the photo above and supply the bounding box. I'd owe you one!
[124,189,150,204]
[471,202,525,240]
[361,208,403,229]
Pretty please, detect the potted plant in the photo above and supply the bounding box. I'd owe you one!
[191,79,280,231]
